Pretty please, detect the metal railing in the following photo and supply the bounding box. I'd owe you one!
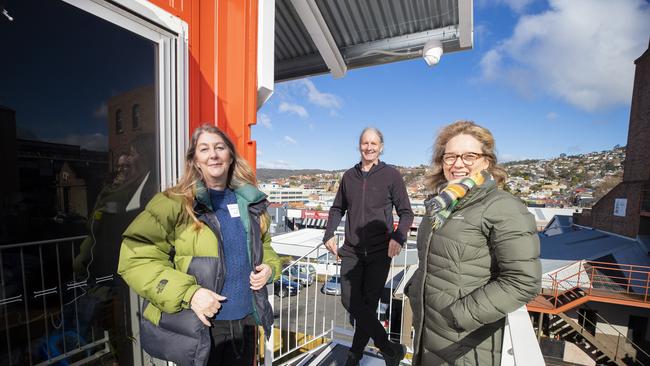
[530,260,650,312]
[0,236,112,365]
[571,308,650,364]
[501,306,545,366]
[264,232,543,366]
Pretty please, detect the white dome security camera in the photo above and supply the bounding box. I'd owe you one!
[422,39,443,66]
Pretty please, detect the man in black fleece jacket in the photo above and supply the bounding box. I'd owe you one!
[323,127,413,366]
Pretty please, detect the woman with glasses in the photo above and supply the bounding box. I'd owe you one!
[407,121,541,365]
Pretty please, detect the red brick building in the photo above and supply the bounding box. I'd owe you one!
[575,40,650,239]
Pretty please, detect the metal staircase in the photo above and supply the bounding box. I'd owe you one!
[528,260,650,314]
[528,260,650,365]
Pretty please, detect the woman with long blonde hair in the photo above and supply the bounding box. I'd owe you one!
[119,124,281,366]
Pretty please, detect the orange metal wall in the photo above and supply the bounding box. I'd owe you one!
[146,0,259,168]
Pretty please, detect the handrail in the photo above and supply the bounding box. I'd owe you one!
[266,231,422,365]
[531,260,650,312]
[570,306,650,363]
[501,306,545,366]
[0,235,109,365]
[267,233,343,365]
[591,309,650,361]
[266,231,544,366]
[1,235,88,249]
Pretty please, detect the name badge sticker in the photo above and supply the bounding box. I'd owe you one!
[227,204,240,218]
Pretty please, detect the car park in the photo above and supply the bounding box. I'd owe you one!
[286,263,316,286]
[274,275,301,298]
[321,274,341,295]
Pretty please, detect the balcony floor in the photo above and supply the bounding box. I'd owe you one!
[296,341,393,366]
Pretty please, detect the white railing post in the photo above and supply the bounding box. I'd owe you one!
[501,306,545,366]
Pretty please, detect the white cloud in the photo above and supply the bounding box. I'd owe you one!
[258,113,272,129]
[546,112,558,120]
[500,0,536,13]
[283,135,297,144]
[44,133,108,151]
[278,102,308,118]
[93,103,107,119]
[296,79,342,109]
[479,49,502,81]
[479,0,650,112]
[258,160,292,169]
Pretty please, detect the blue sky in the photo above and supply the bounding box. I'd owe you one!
[254,0,650,170]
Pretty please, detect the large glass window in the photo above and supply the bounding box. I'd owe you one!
[0,1,177,364]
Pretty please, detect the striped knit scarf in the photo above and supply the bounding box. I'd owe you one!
[425,171,488,231]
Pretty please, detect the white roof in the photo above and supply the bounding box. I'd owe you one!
[271,228,327,259]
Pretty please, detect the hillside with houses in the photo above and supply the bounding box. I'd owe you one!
[259,146,626,209]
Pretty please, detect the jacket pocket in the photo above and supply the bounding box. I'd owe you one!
[140,300,210,366]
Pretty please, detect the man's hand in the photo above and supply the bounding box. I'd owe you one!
[324,236,338,257]
[388,239,402,258]
[250,264,272,290]
[190,288,227,326]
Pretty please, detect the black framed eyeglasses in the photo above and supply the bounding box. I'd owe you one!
[441,152,486,166]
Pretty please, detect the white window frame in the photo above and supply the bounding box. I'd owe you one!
[58,2,188,365]
[62,0,188,190]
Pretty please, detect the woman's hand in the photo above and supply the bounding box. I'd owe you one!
[190,288,227,326]
[250,264,272,290]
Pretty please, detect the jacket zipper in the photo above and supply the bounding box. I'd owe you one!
[244,199,264,326]
[414,230,434,357]
[200,214,226,294]
[413,205,465,356]
[361,174,367,256]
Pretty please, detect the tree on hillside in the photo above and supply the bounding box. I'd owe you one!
[594,175,622,200]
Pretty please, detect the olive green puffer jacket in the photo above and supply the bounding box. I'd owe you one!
[408,181,541,366]
[117,183,281,365]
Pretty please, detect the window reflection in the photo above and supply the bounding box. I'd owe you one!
[132,104,141,129]
[116,109,124,134]
[0,1,158,364]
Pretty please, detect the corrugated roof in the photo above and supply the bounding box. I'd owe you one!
[275,0,472,81]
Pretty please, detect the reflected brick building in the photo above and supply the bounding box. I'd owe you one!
[107,85,156,170]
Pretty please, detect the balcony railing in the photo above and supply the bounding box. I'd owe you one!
[264,233,543,366]
[529,260,650,313]
[0,236,111,365]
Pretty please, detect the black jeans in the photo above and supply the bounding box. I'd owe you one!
[340,250,392,355]
[207,314,257,366]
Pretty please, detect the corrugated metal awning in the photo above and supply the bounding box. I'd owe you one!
[274,0,473,81]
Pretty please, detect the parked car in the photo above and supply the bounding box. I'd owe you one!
[274,275,301,298]
[321,274,341,296]
[286,263,316,286]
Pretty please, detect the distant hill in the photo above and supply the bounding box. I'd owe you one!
[257,168,334,181]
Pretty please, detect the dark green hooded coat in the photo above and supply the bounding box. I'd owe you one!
[408,181,541,365]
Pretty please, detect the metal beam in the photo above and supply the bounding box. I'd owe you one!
[275,27,462,81]
[458,0,473,49]
[290,0,346,78]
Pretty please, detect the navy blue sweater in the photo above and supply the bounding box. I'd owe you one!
[209,188,252,320]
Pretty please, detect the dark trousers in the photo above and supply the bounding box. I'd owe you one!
[340,250,392,355]
[207,314,257,366]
